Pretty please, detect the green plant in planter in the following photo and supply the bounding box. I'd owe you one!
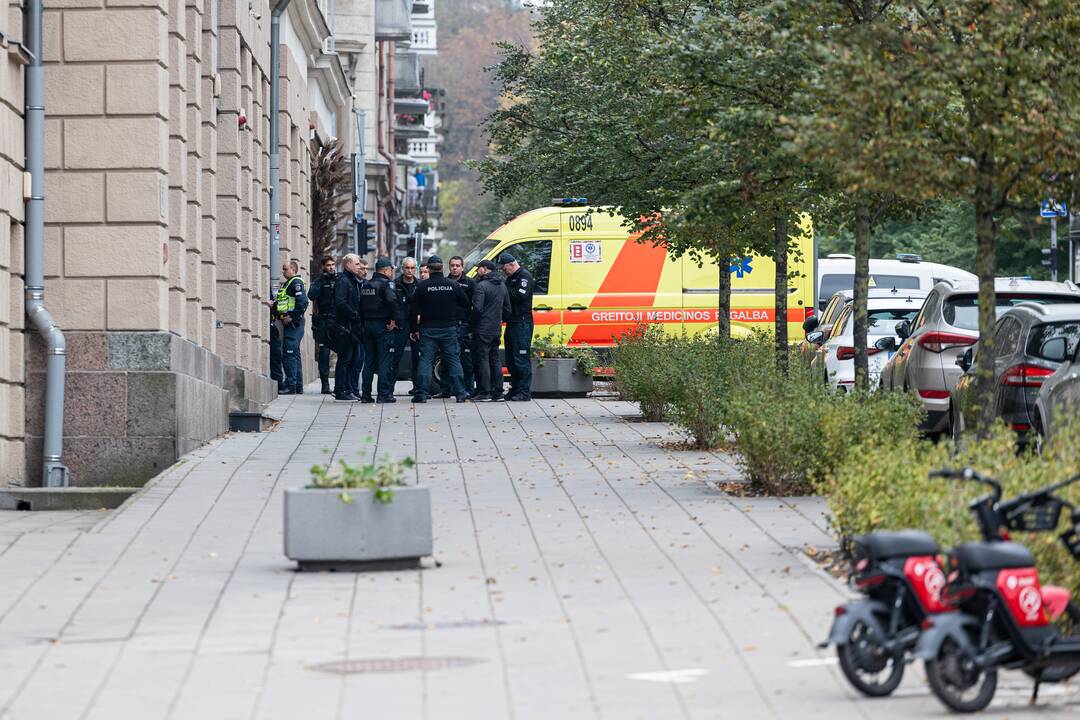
[308,455,416,504]
[531,332,598,376]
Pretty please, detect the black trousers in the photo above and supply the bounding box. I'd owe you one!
[473,333,503,397]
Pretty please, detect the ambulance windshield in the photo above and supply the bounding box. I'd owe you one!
[463,238,499,271]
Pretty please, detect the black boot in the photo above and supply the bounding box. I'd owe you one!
[321,379,332,395]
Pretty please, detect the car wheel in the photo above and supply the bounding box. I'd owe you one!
[1034,412,1046,455]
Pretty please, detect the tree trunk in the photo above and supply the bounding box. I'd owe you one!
[718,255,731,341]
[973,170,998,438]
[775,215,789,375]
[853,199,871,391]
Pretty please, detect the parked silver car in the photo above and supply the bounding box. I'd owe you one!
[800,290,850,359]
[878,278,1080,434]
[950,303,1080,445]
[1033,316,1080,445]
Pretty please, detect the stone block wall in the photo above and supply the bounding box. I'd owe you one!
[0,1,24,487]
[13,0,327,488]
[25,331,227,486]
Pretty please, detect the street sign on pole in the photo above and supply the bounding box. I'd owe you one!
[1051,215,1059,282]
[1041,200,1068,218]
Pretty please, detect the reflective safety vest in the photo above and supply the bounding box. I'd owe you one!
[275,276,305,314]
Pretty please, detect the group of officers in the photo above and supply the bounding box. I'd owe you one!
[268,252,536,404]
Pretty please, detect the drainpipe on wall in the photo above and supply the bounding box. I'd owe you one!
[24,0,69,487]
[269,0,293,298]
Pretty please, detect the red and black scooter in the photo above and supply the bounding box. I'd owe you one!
[822,468,1079,698]
[914,468,1080,712]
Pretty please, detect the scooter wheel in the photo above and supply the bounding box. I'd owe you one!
[925,637,997,712]
[837,620,904,697]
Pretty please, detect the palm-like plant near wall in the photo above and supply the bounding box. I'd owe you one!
[310,137,352,274]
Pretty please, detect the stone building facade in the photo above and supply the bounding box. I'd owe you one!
[3,0,351,487]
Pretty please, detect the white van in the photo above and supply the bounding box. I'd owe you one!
[816,254,977,311]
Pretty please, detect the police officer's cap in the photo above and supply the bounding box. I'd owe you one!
[426,255,443,267]
[497,253,517,266]
[477,260,497,271]
[375,257,393,270]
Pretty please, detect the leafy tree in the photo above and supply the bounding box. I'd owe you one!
[477,0,753,338]
[798,0,1080,434]
[659,1,820,367]
[784,0,933,390]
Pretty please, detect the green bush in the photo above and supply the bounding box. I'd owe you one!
[613,327,922,492]
[720,333,922,494]
[665,335,735,449]
[612,324,671,421]
[824,419,1080,595]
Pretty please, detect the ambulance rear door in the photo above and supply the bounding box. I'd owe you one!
[560,210,681,346]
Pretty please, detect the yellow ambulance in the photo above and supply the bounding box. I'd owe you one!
[462,200,816,345]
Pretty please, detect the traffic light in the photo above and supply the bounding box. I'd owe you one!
[1042,247,1057,275]
[356,218,376,255]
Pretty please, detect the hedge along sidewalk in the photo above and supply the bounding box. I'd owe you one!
[612,328,923,493]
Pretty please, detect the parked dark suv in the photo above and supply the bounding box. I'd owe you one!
[950,303,1080,444]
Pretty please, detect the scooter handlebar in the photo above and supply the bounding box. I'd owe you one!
[930,467,1002,501]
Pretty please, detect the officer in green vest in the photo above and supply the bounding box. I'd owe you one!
[270,260,309,394]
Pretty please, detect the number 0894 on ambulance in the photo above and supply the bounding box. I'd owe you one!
[461,201,816,346]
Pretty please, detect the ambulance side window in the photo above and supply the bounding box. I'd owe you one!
[503,240,551,294]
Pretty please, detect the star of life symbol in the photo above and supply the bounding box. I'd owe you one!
[730,257,753,278]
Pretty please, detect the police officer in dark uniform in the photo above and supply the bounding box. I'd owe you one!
[307,255,337,394]
[500,253,535,401]
[471,260,511,401]
[395,257,421,393]
[409,256,471,403]
[359,257,395,403]
[438,255,476,398]
[384,264,411,402]
[332,253,366,401]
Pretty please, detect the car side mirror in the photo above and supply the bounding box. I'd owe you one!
[1041,337,1068,363]
[802,316,819,333]
[874,336,897,352]
[806,330,825,345]
[956,348,973,372]
[895,320,911,340]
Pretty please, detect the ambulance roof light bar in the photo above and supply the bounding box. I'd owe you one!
[553,197,588,207]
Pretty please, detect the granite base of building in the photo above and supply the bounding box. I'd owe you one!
[23,332,273,488]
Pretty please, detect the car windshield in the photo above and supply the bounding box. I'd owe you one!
[819,273,921,299]
[943,294,1080,330]
[461,238,500,272]
[1027,321,1080,361]
[840,307,920,336]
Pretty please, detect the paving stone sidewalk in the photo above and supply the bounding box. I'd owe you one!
[1,387,1076,719]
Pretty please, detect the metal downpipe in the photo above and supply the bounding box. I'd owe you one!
[24,0,68,487]
[268,0,292,298]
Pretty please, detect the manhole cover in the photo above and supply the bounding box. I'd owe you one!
[309,656,483,674]
[386,619,506,630]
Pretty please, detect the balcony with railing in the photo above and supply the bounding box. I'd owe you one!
[394,51,423,95]
[375,0,414,41]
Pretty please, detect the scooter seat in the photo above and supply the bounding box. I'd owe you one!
[853,530,939,560]
[954,542,1035,571]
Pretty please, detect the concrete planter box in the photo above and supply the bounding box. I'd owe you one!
[531,357,594,397]
[283,487,432,566]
